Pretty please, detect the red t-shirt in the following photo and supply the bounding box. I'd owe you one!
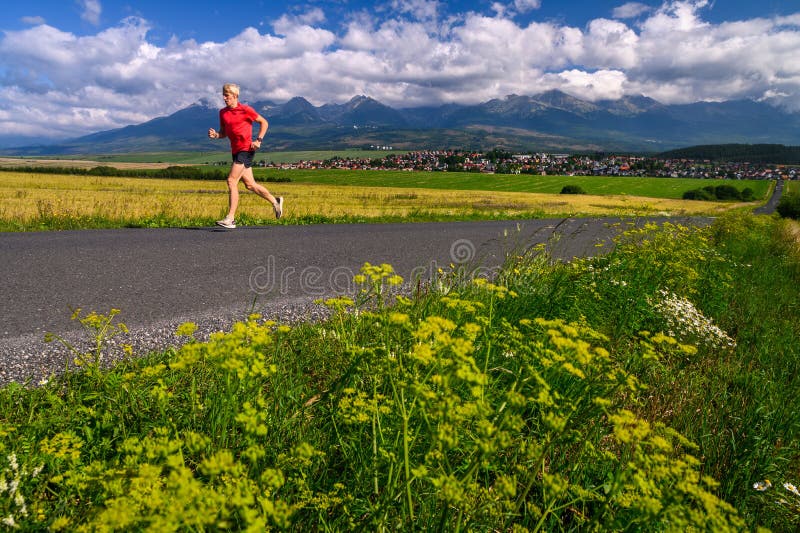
[219,104,259,153]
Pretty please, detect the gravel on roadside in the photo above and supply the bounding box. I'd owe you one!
[0,296,334,388]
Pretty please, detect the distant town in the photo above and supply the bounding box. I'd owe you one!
[255,150,799,180]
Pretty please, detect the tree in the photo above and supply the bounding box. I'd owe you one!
[776,193,800,220]
[714,185,742,201]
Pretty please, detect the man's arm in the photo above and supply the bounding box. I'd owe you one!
[252,114,269,149]
[208,126,226,139]
[208,117,227,140]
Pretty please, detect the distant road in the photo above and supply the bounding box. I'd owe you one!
[753,179,784,215]
[0,217,711,340]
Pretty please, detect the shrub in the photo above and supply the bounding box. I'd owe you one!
[87,165,120,176]
[714,184,742,200]
[683,188,715,200]
[683,184,744,201]
[560,184,586,194]
[776,192,800,220]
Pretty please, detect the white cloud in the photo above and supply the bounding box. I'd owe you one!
[612,2,652,20]
[21,16,47,25]
[1,0,799,140]
[542,69,629,101]
[492,0,541,18]
[582,18,639,69]
[390,0,441,21]
[295,7,326,26]
[490,3,508,18]
[78,0,102,26]
[514,0,542,13]
[641,0,711,34]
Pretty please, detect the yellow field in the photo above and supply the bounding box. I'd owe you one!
[0,170,751,227]
[0,157,183,170]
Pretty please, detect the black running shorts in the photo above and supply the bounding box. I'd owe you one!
[232,150,255,168]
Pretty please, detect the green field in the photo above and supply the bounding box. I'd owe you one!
[0,153,774,201]
[255,168,771,200]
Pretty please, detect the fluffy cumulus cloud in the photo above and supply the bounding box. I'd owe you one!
[0,0,799,140]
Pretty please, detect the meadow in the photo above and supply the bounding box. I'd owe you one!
[259,168,771,199]
[1,213,798,531]
[0,169,765,231]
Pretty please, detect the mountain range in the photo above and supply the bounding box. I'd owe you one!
[5,90,800,155]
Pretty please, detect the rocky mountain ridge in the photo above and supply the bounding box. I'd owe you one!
[5,90,799,154]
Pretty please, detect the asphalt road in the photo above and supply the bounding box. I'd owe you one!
[0,182,784,384]
[753,179,784,215]
[1,217,708,340]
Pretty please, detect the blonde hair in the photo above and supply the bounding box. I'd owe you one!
[222,83,240,96]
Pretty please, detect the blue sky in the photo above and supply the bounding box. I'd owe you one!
[1,0,799,144]
[2,1,794,43]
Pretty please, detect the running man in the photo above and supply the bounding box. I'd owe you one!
[208,83,283,228]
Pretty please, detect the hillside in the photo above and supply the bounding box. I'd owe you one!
[658,144,800,164]
[3,92,800,155]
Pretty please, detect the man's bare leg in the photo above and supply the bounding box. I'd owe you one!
[241,167,283,218]
[224,163,247,222]
[240,167,277,205]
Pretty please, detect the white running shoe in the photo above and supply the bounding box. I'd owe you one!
[274,197,284,219]
[215,219,236,229]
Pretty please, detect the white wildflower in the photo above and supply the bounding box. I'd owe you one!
[13,493,26,516]
[652,290,736,350]
[753,480,772,491]
[785,482,800,496]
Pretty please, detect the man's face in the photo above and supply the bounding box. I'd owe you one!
[222,91,238,107]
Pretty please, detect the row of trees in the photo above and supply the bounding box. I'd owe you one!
[659,144,800,164]
[683,184,755,201]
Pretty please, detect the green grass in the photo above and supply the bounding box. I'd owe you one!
[1,214,798,530]
[254,168,771,200]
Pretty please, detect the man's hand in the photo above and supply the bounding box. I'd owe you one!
[208,128,219,139]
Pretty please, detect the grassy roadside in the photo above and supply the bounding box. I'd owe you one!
[1,213,797,530]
